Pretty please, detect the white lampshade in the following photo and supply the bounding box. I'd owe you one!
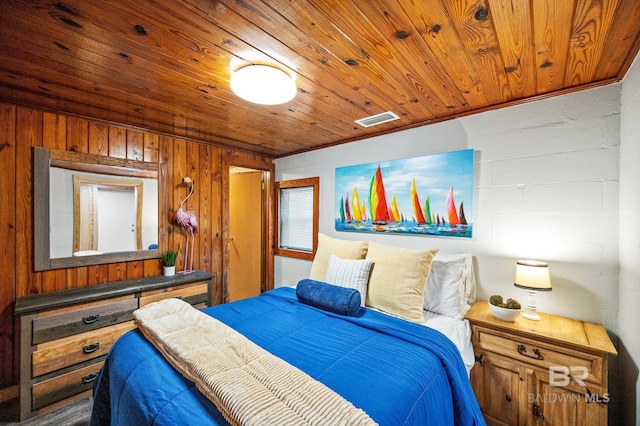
[230,65,296,105]
[514,260,551,321]
[514,260,552,291]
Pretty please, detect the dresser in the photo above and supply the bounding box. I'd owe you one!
[466,302,617,426]
[15,270,215,421]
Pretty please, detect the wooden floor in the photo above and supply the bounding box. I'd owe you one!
[0,397,92,426]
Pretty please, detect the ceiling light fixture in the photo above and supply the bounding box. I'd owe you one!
[230,65,296,105]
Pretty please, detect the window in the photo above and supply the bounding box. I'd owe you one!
[275,177,319,260]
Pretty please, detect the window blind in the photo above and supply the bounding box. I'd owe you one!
[279,186,313,252]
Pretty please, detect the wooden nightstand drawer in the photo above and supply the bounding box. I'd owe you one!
[473,326,605,384]
[33,297,137,345]
[32,321,135,377]
[139,282,208,308]
[32,362,104,410]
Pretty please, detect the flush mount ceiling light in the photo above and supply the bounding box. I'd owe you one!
[230,65,296,105]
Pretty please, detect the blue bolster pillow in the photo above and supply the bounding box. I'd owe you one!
[296,279,361,316]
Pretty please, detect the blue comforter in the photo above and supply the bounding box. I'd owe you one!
[91,287,484,425]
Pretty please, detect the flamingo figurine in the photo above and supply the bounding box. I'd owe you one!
[174,177,198,274]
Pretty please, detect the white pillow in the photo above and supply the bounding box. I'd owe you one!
[423,253,476,318]
[325,254,373,307]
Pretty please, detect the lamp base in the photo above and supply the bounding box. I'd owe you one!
[523,289,542,321]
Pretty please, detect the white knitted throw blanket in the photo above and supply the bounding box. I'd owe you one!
[133,298,377,426]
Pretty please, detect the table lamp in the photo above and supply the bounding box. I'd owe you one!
[514,260,552,321]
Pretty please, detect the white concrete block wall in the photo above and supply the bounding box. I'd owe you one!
[275,83,621,332]
[620,50,640,424]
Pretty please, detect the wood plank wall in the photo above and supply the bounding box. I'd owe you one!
[0,102,274,400]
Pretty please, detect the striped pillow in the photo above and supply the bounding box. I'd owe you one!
[325,254,373,307]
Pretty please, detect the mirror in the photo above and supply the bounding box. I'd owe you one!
[34,147,166,271]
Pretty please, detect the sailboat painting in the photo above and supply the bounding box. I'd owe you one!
[335,149,474,238]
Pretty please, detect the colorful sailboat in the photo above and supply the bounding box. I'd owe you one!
[391,195,400,222]
[387,205,395,223]
[344,192,352,223]
[360,199,367,221]
[459,201,467,225]
[369,166,393,224]
[446,187,460,225]
[351,187,362,223]
[368,174,375,220]
[339,197,345,222]
[410,178,427,225]
[423,196,433,225]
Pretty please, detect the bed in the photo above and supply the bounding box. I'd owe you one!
[90,236,485,425]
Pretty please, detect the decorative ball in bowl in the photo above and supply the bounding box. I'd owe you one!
[488,295,522,322]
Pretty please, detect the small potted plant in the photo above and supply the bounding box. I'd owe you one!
[160,250,178,276]
[488,295,522,322]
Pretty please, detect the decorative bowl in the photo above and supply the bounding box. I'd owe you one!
[489,303,522,322]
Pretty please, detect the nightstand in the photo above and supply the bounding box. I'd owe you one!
[466,302,617,426]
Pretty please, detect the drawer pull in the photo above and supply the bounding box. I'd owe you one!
[517,344,543,360]
[82,373,98,384]
[82,342,100,354]
[474,354,483,367]
[82,314,100,325]
[505,395,512,403]
[532,404,545,420]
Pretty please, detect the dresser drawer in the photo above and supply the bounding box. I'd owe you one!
[139,282,208,308]
[472,325,605,384]
[33,297,137,344]
[32,321,135,377]
[32,361,104,411]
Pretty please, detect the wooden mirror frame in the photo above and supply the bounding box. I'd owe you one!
[33,147,167,271]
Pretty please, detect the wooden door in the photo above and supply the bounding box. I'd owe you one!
[228,169,263,301]
[473,352,522,426]
[527,369,606,425]
[96,188,137,253]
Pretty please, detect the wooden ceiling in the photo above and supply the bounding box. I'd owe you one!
[1,0,639,157]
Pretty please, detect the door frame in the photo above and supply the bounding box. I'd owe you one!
[221,150,274,303]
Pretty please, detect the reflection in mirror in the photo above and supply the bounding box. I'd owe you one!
[34,147,165,271]
[48,169,158,258]
[73,175,143,254]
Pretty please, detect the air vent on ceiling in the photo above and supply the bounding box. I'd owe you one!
[354,111,400,128]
